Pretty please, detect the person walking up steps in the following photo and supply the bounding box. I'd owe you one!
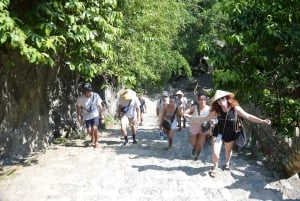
[117,89,141,147]
[138,94,146,126]
[160,95,182,151]
[156,91,169,140]
[156,91,169,118]
[190,90,271,178]
[175,90,188,130]
[76,83,105,148]
[183,93,211,161]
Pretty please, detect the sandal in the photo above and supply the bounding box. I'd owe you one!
[223,164,230,171]
[209,167,217,178]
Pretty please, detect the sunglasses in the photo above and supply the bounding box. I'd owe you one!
[217,97,226,101]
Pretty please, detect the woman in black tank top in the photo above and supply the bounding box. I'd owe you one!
[186,90,271,177]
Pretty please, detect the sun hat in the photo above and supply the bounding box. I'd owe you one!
[120,89,136,100]
[211,90,234,104]
[162,91,169,96]
[176,90,184,95]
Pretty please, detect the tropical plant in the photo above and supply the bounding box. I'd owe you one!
[115,0,192,90]
[198,0,300,136]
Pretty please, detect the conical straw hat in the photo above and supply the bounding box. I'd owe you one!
[176,90,184,95]
[211,90,234,104]
[120,89,136,100]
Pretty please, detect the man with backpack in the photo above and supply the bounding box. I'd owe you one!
[76,83,105,148]
[156,91,169,119]
[117,89,141,147]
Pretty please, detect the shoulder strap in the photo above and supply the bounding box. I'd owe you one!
[127,99,132,106]
[170,106,178,123]
[87,93,95,110]
[196,103,200,115]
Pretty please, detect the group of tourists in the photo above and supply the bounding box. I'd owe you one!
[76,82,271,178]
[76,84,146,148]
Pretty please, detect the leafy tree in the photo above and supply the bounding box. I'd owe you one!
[1,0,122,80]
[198,0,300,136]
[115,0,192,90]
[1,0,194,91]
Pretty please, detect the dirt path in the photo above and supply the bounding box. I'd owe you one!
[0,96,299,201]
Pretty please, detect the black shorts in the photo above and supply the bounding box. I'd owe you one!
[212,127,235,142]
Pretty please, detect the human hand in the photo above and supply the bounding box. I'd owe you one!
[78,118,83,125]
[264,119,271,125]
[183,114,191,119]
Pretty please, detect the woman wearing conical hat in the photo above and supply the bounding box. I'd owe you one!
[184,90,271,177]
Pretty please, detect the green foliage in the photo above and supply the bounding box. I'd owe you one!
[0,1,54,66]
[115,0,192,90]
[198,0,300,136]
[1,0,194,91]
[1,0,122,80]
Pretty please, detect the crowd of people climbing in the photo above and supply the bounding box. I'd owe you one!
[76,82,271,178]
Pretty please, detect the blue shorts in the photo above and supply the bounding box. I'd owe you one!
[85,117,99,128]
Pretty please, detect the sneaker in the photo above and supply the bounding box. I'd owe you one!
[121,140,128,147]
[133,139,137,144]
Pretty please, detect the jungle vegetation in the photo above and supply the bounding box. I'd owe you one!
[0,0,299,136]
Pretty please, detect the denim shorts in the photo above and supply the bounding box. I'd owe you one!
[85,117,99,128]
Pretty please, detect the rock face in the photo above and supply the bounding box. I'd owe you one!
[0,52,117,165]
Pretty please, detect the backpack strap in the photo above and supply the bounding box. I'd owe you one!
[127,99,132,106]
[87,93,95,111]
[170,106,178,123]
[196,103,200,115]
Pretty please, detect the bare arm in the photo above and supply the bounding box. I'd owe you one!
[136,106,141,122]
[76,105,83,124]
[156,100,160,116]
[183,106,195,120]
[235,105,271,125]
[159,107,167,130]
[117,104,122,119]
[144,103,147,113]
[98,104,105,123]
[184,110,217,122]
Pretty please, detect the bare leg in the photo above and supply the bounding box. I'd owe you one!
[190,134,197,148]
[224,141,235,168]
[183,117,186,128]
[194,133,206,160]
[86,127,93,145]
[212,137,222,169]
[178,116,182,130]
[91,125,99,148]
[131,124,137,144]
[167,129,175,150]
[120,116,128,137]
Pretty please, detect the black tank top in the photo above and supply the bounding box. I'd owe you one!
[213,108,236,142]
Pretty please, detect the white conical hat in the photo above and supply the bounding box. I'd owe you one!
[176,90,184,95]
[211,90,234,103]
[120,89,136,100]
